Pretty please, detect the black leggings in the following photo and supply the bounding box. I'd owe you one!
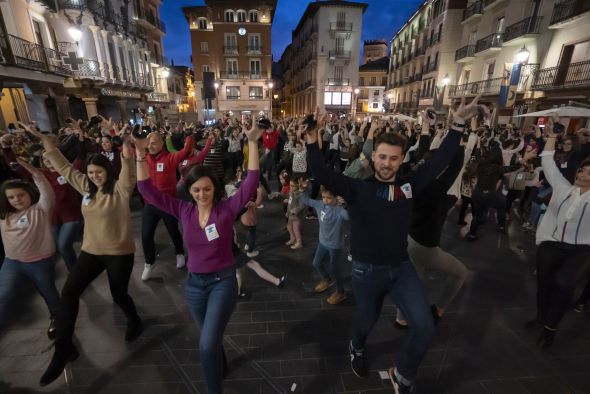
[536,241,590,328]
[55,251,138,343]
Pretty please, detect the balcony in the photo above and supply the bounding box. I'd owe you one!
[247,45,262,55]
[503,16,543,45]
[455,45,476,62]
[327,78,350,86]
[219,71,264,80]
[448,77,504,97]
[462,1,483,24]
[146,92,168,102]
[475,33,503,54]
[328,50,351,60]
[531,60,590,90]
[37,0,58,12]
[329,22,353,32]
[223,45,239,55]
[414,73,422,82]
[550,0,590,27]
[483,0,508,10]
[70,59,106,80]
[135,7,166,33]
[414,46,425,58]
[0,33,72,76]
[424,61,437,74]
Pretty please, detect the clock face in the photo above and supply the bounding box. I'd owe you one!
[238,27,246,36]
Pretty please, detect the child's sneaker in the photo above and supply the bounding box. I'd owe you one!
[326,291,347,305]
[285,239,295,246]
[290,243,302,250]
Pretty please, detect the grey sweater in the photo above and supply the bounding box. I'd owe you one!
[302,194,350,249]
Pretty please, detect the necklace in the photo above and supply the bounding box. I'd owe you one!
[199,210,210,228]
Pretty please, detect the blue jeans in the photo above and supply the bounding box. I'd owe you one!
[312,243,345,292]
[0,257,60,323]
[351,260,434,382]
[185,268,238,394]
[52,221,83,271]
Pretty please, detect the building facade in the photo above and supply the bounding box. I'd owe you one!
[357,54,389,120]
[183,0,277,122]
[0,0,170,130]
[386,0,467,116]
[363,39,387,64]
[280,1,368,117]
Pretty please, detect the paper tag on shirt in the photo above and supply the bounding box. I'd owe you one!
[320,210,326,221]
[561,162,568,169]
[182,160,188,166]
[16,215,29,227]
[516,173,524,180]
[401,183,413,199]
[205,223,220,241]
[156,163,164,172]
[288,196,293,205]
[210,149,215,154]
[82,194,92,206]
[57,176,67,185]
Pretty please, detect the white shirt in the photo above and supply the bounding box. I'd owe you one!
[536,151,590,246]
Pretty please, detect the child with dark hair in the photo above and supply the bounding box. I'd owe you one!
[0,158,59,339]
[285,176,306,249]
[303,185,349,304]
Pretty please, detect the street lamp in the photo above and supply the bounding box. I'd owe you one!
[268,81,274,119]
[353,88,360,119]
[213,82,220,118]
[442,73,450,86]
[68,27,82,42]
[515,46,530,64]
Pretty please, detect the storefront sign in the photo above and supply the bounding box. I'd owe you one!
[100,88,141,99]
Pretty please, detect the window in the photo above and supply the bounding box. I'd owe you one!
[248,34,261,52]
[336,11,346,28]
[382,76,387,85]
[226,86,240,99]
[373,89,380,96]
[249,86,263,99]
[226,59,238,76]
[372,102,379,109]
[200,42,209,53]
[359,76,365,85]
[249,59,261,77]
[370,76,376,85]
[335,37,345,55]
[334,66,343,80]
[249,10,258,22]
[496,16,505,33]
[198,18,207,29]
[485,61,495,79]
[203,65,209,72]
[237,10,247,23]
[224,34,238,53]
[224,10,235,22]
[324,91,351,105]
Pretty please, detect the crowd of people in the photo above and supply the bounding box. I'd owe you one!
[0,96,589,393]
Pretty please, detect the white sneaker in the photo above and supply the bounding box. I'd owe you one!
[141,263,154,281]
[176,254,186,269]
[257,204,264,209]
[246,250,259,258]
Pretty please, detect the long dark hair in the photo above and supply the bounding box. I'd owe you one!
[184,164,226,204]
[85,153,116,199]
[0,179,40,219]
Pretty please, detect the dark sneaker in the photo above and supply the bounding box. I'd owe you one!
[349,341,367,378]
[574,303,589,313]
[388,367,414,394]
[47,318,56,340]
[125,316,143,342]
[277,275,287,288]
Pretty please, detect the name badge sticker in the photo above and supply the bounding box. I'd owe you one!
[401,183,413,199]
[561,162,568,169]
[57,176,67,185]
[82,194,92,206]
[16,216,29,227]
[320,210,326,221]
[156,163,165,172]
[205,223,220,241]
[182,160,188,166]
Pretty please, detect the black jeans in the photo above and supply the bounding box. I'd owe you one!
[536,242,590,328]
[141,203,184,265]
[55,252,138,343]
[469,188,506,235]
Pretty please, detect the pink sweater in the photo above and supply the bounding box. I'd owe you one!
[1,172,55,262]
[240,186,263,227]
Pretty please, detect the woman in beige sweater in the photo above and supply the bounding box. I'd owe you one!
[30,128,143,387]
[0,157,58,339]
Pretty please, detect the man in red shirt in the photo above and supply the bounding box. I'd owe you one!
[141,131,194,280]
[261,122,279,185]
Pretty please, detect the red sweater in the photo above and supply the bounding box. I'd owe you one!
[42,169,83,225]
[262,130,280,150]
[145,135,194,202]
[178,137,213,178]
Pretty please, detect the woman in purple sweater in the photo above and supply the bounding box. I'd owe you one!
[134,120,261,394]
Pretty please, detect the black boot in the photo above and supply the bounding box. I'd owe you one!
[125,316,143,342]
[47,318,56,340]
[40,341,79,386]
[536,327,556,348]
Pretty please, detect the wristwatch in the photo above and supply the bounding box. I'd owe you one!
[451,121,465,130]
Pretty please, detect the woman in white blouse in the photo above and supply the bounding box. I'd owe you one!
[528,122,590,348]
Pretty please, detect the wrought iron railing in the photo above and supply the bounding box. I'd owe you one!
[448,77,504,97]
[475,33,503,53]
[455,45,476,61]
[327,78,350,86]
[504,16,543,43]
[463,1,483,21]
[223,45,239,54]
[329,22,353,31]
[550,0,590,25]
[328,50,351,59]
[0,33,72,76]
[531,60,590,90]
[70,59,104,79]
[247,46,262,54]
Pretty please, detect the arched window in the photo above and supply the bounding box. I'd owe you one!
[249,10,258,23]
[225,10,235,22]
[198,18,207,29]
[237,10,247,23]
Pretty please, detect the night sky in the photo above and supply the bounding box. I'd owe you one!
[161,0,423,67]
